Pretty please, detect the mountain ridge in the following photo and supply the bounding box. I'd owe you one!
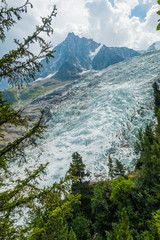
[148,41,160,51]
[36,32,140,80]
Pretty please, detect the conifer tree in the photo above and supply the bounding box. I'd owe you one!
[67,152,90,185]
[107,155,114,180]
[0,1,58,238]
[68,227,77,240]
[67,153,92,219]
[0,2,80,239]
[112,208,133,240]
[0,0,57,87]
[114,159,126,178]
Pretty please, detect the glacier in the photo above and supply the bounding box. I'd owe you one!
[15,50,160,185]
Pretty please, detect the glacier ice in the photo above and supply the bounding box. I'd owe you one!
[14,51,160,185]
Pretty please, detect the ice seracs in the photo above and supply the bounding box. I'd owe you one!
[18,50,160,185]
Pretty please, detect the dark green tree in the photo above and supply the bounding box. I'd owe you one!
[134,125,155,170]
[91,181,114,238]
[67,152,92,219]
[24,180,80,240]
[114,159,126,178]
[110,177,134,208]
[0,1,81,239]
[67,152,90,184]
[71,214,92,240]
[112,208,133,240]
[68,227,77,240]
[107,155,114,180]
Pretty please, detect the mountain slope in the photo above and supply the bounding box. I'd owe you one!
[36,33,100,80]
[92,45,124,70]
[148,42,160,51]
[36,32,140,80]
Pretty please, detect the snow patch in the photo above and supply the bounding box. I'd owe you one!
[79,70,92,75]
[89,44,103,60]
[36,72,56,81]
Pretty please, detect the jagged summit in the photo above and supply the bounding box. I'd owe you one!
[67,32,75,36]
[148,42,160,51]
[67,32,77,38]
[36,32,140,81]
[64,32,80,43]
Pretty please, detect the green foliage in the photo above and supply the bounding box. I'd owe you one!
[107,156,127,179]
[20,86,44,101]
[0,94,49,238]
[25,180,81,240]
[67,152,90,184]
[0,2,74,239]
[110,177,134,207]
[152,209,160,235]
[157,0,160,30]
[71,214,92,240]
[107,155,114,179]
[112,208,133,240]
[105,231,113,240]
[0,1,57,87]
[1,80,63,106]
[68,228,77,240]
[134,125,155,170]
[143,208,160,239]
[66,153,92,219]
[114,159,126,178]
[142,208,160,239]
[91,181,113,237]
[153,82,160,125]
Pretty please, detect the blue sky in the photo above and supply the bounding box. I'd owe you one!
[1,0,160,55]
[130,0,153,20]
[108,0,153,20]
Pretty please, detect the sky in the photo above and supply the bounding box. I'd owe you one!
[1,0,160,55]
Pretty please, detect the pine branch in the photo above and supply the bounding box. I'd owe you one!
[0,110,46,170]
[0,5,57,86]
[0,1,33,42]
[0,163,48,213]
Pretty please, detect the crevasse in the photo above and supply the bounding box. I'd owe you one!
[22,51,160,184]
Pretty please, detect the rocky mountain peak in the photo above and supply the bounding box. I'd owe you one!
[35,33,140,81]
[148,42,160,51]
[67,32,76,38]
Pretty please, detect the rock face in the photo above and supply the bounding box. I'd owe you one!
[92,45,124,70]
[36,32,140,80]
[148,42,160,51]
[36,33,100,80]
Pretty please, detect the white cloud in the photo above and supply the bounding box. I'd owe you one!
[53,0,90,40]
[1,0,160,54]
[84,0,160,50]
[114,0,139,13]
[143,0,153,4]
